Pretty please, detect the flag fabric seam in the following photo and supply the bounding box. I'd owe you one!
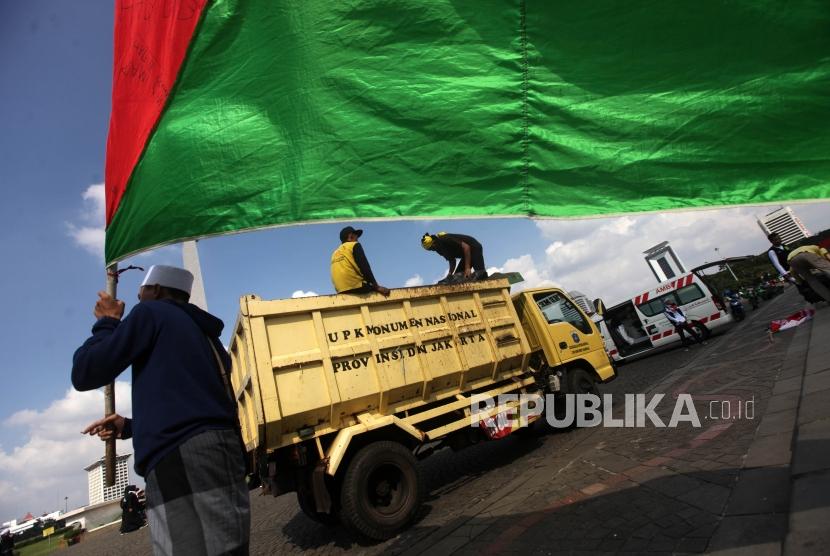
[520,0,532,216]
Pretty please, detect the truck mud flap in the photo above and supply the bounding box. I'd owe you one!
[312,460,332,513]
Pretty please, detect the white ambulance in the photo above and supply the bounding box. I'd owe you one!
[594,272,733,362]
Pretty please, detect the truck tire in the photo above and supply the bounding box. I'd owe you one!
[339,441,424,540]
[568,367,599,397]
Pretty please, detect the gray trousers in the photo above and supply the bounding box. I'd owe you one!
[789,252,830,302]
[145,429,250,556]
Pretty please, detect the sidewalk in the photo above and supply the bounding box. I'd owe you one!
[784,304,830,555]
[709,303,830,556]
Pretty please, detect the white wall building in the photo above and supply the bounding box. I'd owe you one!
[85,454,131,506]
[757,206,810,244]
[568,291,595,315]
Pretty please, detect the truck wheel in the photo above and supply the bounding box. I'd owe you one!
[339,441,424,540]
[568,367,599,397]
[297,489,338,526]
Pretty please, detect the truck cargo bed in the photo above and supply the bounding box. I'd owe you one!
[228,279,531,453]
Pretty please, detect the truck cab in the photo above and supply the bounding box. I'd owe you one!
[512,287,616,394]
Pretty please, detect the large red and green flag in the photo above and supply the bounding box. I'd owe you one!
[105,0,830,263]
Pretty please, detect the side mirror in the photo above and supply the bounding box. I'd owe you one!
[593,298,606,317]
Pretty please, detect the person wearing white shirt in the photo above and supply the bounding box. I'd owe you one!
[663,300,706,348]
[767,233,797,284]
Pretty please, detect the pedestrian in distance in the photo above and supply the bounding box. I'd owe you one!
[119,485,147,534]
[74,265,250,556]
[787,243,830,303]
[421,232,488,284]
[663,300,707,350]
[331,226,391,296]
[767,233,798,284]
[0,529,14,556]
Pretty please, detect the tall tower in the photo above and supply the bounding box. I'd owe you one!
[757,207,810,244]
[643,241,687,283]
[182,240,208,310]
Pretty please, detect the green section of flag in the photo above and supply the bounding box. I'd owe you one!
[105,0,830,263]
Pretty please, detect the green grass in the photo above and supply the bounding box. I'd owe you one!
[16,536,61,556]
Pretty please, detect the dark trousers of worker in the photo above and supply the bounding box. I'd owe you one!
[789,253,830,302]
[450,242,486,274]
[675,322,702,346]
[340,283,375,294]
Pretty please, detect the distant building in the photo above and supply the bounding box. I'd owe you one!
[568,291,595,315]
[85,454,131,506]
[757,206,810,244]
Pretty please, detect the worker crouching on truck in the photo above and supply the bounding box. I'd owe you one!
[73,265,250,556]
[331,226,391,295]
[421,232,488,284]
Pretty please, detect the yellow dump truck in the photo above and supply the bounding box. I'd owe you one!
[228,278,615,539]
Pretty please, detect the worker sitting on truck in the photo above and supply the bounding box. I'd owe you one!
[331,226,391,296]
[421,232,488,283]
[787,243,830,302]
[73,265,250,555]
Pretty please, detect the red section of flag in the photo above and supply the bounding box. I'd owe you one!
[104,0,208,226]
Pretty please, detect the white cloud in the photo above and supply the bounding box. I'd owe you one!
[404,274,424,287]
[65,184,182,262]
[291,290,318,298]
[66,184,106,259]
[0,382,134,521]
[523,204,830,306]
[489,254,559,292]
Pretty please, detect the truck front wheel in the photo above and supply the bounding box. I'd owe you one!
[568,367,599,396]
[339,441,425,540]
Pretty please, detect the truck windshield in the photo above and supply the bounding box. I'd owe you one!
[533,292,593,334]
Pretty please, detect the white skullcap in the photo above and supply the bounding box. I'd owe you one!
[140,265,194,295]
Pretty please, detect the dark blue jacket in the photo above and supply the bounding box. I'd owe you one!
[72,299,236,476]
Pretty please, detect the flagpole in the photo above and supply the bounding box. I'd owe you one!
[104,263,118,487]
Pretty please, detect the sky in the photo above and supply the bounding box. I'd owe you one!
[0,1,828,523]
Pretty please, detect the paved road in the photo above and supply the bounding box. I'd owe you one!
[67,287,811,555]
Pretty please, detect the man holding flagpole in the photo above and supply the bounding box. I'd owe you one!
[73,265,250,556]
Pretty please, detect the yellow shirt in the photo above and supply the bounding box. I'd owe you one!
[787,245,829,262]
[331,241,365,292]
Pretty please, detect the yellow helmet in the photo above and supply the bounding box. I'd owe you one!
[421,233,434,250]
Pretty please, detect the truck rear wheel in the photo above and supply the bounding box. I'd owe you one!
[339,441,424,540]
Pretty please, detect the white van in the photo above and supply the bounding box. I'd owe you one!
[593,273,733,362]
